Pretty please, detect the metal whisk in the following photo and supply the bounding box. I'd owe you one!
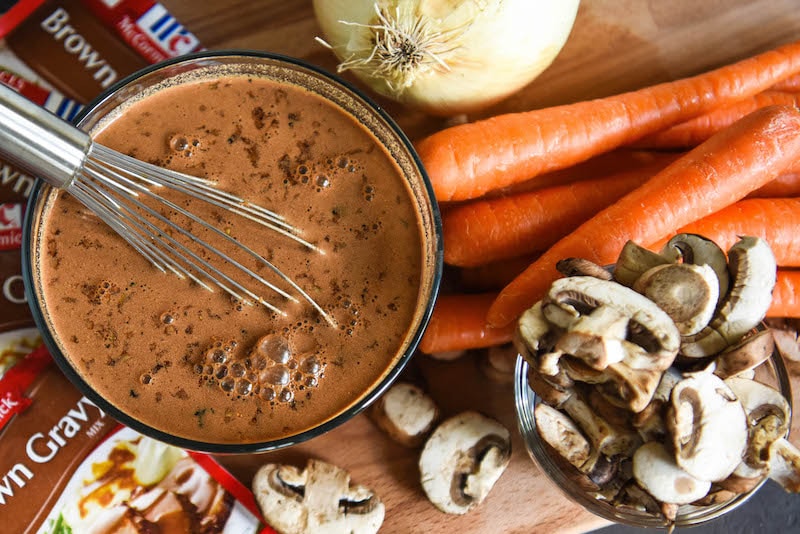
[0,83,333,325]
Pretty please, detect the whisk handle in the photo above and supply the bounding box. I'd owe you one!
[0,83,90,189]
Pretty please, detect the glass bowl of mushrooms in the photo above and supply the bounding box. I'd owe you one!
[513,235,797,528]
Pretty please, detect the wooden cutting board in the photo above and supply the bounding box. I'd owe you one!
[161,1,800,532]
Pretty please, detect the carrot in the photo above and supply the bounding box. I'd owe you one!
[419,293,514,354]
[771,72,800,91]
[748,172,800,198]
[451,168,800,273]
[459,254,538,291]
[416,39,800,202]
[487,106,800,327]
[651,198,800,266]
[443,164,666,267]
[768,270,800,318]
[480,149,681,200]
[633,91,800,149]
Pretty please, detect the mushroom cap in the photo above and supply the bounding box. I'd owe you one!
[633,441,711,505]
[667,372,748,482]
[419,411,511,515]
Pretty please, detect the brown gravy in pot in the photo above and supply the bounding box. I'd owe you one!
[36,74,424,444]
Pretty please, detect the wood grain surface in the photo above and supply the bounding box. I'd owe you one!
[158,1,800,532]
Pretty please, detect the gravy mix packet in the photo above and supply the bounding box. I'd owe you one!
[0,346,274,533]
[0,0,202,377]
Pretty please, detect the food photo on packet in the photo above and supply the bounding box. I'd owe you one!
[3,0,800,533]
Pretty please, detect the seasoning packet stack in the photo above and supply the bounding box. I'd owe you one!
[0,3,274,532]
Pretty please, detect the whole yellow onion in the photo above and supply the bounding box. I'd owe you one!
[313,0,580,115]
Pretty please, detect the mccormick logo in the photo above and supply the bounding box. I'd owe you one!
[0,390,28,431]
[137,3,199,56]
[0,203,22,251]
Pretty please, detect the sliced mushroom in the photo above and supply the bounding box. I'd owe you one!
[613,480,663,514]
[556,257,613,280]
[542,276,680,372]
[554,305,628,370]
[661,233,730,306]
[515,301,565,377]
[562,394,642,458]
[526,364,574,407]
[613,240,671,287]
[666,371,748,482]
[588,387,634,430]
[252,460,384,534]
[479,343,518,383]
[600,361,666,413]
[632,263,719,336]
[515,301,557,356]
[716,464,766,495]
[714,328,775,379]
[767,319,800,362]
[534,402,591,470]
[681,236,777,358]
[767,438,800,492]
[725,377,790,471]
[631,367,681,442]
[367,382,438,447]
[691,486,739,507]
[633,441,711,505]
[419,411,511,515]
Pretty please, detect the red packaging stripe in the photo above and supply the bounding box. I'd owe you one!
[0,345,51,431]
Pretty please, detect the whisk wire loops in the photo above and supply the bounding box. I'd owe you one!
[67,143,334,325]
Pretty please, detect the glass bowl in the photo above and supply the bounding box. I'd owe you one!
[22,51,443,453]
[514,347,793,528]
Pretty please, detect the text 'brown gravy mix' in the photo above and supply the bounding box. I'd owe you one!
[36,72,425,444]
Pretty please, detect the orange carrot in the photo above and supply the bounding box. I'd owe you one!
[487,106,800,327]
[633,91,800,149]
[480,149,681,200]
[748,172,800,198]
[768,270,800,318]
[459,254,538,291]
[419,293,514,354]
[651,198,800,266]
[771,72,800,91]
[417,39,800,202]
[452,170,800,273]
[443,165,664,267]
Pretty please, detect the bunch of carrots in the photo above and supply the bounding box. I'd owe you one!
[418,39,800,356]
